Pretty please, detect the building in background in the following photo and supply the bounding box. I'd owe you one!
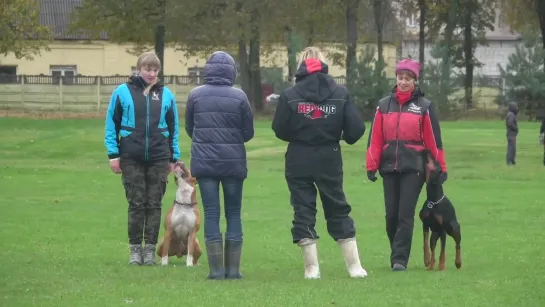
[400,6,521,78]
[0,0,399,80]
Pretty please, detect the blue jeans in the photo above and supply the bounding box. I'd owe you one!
[198,177,244,243]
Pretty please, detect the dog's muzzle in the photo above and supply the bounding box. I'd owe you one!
[174,162,189,179]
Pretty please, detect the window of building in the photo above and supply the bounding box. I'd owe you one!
[497,11,506,29]
[406,13,419,28]
[0,65,17,84]
[0,65,16,75]
[131,66,138,75]
[50,65,77,85]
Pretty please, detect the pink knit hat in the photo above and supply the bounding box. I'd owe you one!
[395,58,421,79]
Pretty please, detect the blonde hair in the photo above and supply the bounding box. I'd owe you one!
[136,52,161,96]
[297,46,326,69]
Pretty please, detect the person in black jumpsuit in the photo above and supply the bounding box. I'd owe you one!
[272,46,368,279]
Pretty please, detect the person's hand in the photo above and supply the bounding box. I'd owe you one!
[169,162,176,173]
[367,170,377,182]
[440,172,448,184]
[110,158,121,174]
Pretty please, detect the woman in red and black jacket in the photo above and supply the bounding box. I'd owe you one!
[365,58,447,271]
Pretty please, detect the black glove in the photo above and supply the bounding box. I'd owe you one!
[440,172,448,184]
[367,171,377,182]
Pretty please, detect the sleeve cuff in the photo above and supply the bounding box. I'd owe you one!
[108,154,120,160]
[170,158,178,163]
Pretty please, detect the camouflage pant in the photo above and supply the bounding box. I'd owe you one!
[120,158,170,245]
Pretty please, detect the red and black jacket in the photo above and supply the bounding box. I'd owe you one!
[366,86,447,173]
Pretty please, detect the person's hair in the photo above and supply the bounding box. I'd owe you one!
[136,52,161,96]
[396,70,416,80]
[297,46,326,69]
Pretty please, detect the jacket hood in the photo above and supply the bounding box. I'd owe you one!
[204,51,237,86]
[507,101,518,114]
[128,75,164,90]
[293,58,337,103]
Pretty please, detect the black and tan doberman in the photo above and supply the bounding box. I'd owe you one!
[419,154,462,271]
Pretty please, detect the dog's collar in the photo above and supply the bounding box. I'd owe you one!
[427,195,445,208]
[174,200,197,207]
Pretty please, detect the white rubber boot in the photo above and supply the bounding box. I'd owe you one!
[298,238,320,279]
[338,238,368,278]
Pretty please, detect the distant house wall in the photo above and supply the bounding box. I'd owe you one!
[0,41,399,78]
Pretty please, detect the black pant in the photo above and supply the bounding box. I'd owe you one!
[285,143,355,244]
[382,171,425,267]
[506,136,516,165]
[120,157,170,245]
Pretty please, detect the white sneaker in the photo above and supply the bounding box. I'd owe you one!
[338,238,368,278]
[298,238,320,279]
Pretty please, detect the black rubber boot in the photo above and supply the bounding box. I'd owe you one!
[225,240,243,279]
[205,241,225,280]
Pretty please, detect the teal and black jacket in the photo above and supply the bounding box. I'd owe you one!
[104,75,180,163]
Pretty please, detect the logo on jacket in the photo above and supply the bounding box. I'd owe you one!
[151,91,160,100]
[297,103,336,119]
[407,102,422,114]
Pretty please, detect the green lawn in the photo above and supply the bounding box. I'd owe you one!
[1,118,544,307]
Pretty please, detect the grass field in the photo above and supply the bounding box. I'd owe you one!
[1,118,544,307]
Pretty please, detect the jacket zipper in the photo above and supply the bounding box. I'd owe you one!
[145,94,150,161]
[126,105,131,127]
[394,106,402,170]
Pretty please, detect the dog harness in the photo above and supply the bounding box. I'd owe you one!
[426,195,445,208]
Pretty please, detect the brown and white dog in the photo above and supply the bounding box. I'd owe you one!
[157,162,202,266]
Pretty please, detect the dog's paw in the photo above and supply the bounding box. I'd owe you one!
[161,256,169,266]
[424,254,431,267]
[186,255,194,267]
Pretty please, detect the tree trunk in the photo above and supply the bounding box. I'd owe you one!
[418,0,426,83]
[463,0,474,110]
[373,0,385,68]
[237,41,251,96]
[286,26,296,83]
[154,24,165,81]
[235,0,251,98]
[306,23,315,47]
[536,0,545,69]
[154,0,166,80]
[249,9,262,111]
[441,0,458,95]
[346,0,359,86]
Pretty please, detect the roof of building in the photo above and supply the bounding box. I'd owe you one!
[40,0,401,44]
[40,0,108,40]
